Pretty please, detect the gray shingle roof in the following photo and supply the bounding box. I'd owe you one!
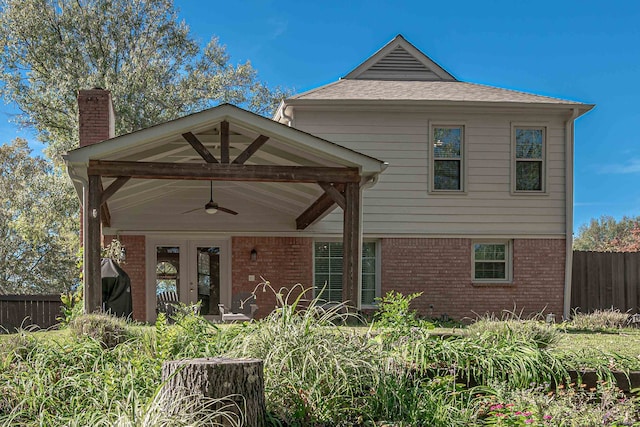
[289,79,587,105]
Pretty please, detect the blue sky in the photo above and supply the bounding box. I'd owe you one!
[1,0,639,233]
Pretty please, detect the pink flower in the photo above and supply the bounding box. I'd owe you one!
[543,415,552,420]
[523,411,532,417]
[490,404,504,411]
[515,411,522,415]
[525,419,534,424]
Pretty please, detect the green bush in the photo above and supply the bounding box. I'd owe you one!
[374,290,423,329]
[476,382,640,426]
[464,318,560,349]
[569,309,630,331]
[68,312,132,348]
[409,333,568,389]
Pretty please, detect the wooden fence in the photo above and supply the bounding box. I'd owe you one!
[0,295,62,332]
[572,251,640,313]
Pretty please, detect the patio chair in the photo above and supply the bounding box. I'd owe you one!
[156,291,179,319]
[218,293,258,323]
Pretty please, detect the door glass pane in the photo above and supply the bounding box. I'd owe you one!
[197,247,220,315]
[156,246,179,298]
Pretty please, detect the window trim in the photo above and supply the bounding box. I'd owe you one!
[429,122,467,194]
[312,239,381,308]
[471,240,513,284]
[511,124,548,195]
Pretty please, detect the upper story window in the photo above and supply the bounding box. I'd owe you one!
[431,125,464,192]
[513,126,546,192]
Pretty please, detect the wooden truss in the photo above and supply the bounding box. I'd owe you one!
[84,120,362,313]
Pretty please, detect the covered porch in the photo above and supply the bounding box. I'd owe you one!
[64,101,385,321]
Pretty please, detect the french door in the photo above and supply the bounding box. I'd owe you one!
[146,238,230,321]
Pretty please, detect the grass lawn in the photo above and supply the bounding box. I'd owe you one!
[553,328,640,371]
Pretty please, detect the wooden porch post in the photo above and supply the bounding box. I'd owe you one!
[342,181,361,308]
[85,174,102,313]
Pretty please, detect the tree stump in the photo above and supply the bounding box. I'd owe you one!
[161,357,265,427]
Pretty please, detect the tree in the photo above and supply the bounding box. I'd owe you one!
[0,0,288,163]
[573,215,640,252]
[0,139,79,294]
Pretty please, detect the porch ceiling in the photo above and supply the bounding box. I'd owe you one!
[64,104,386,233]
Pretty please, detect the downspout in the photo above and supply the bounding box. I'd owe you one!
[66,164,89,299]
[563,108,579,320]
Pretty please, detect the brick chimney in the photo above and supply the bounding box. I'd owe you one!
[78,88,115,147]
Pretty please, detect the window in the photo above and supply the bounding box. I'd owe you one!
[513,126,545,192]
[472,241,511,282]
[431,125,464,191]
[156,246,180,296]
[314,241,378,305]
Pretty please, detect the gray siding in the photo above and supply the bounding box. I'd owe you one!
[293,109,567,236]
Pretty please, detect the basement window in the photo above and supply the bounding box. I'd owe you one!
[472,241,512,283]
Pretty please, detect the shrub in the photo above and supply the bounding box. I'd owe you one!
[476,382,640,426]
[464,318,560,349]
[228,284,379,425]
[374,290,423,329]
[68,313,132,348]
[409,334,568,389]
[570,309,630,331]
[58,285,83,326]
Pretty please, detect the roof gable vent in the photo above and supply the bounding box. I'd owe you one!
[362,46,432,80]
[344,35,457,82]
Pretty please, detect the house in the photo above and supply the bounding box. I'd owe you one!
[64,35,593,322]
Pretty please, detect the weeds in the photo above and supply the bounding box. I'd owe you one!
[569,309,631,331]
[465,317,560,349]
[1,280,639,426]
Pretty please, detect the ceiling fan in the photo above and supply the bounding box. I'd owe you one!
[182,181,238,216]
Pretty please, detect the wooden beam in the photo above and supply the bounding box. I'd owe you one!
[98,180,111,228]
[86,175,102,313]
[101,176,131,205]
[296,183,345,230]
[182,132,218,163]
[220,120,229,164]
[342,182,361,307]
[318,182,346,210]
[88,160,361,183]
[232,135,269,165]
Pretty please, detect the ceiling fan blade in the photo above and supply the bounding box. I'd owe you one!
[181,207,201,214]
[217,206,239,215]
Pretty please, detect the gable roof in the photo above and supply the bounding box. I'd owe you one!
[288,79,588,105]
[64,103,385,174]
[64,103,387,233]
[344,34,456,81]
[285,35,594,114]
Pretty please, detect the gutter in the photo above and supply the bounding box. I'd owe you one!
[563,107,580,320]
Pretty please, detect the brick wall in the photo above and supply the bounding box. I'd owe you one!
[78,89,115,147]
[381,238,565,320]
[231,237,313,318]
[104,235,146,321]
[78,88,115,249]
